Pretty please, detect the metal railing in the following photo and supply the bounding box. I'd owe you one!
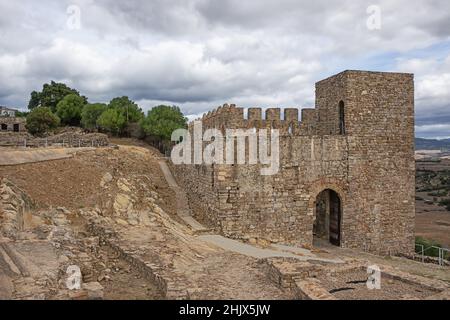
[415,244,450,266]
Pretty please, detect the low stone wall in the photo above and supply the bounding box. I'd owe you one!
[261,258,450,300]
[0,132,31,146]
[399,253,450,267]
[0,131,109,148]
[87,221,189,300]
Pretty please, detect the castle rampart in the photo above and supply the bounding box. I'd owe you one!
[171,70,415,255]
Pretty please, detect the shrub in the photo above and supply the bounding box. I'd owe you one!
[97,108,126,135]
[26,107,60,136]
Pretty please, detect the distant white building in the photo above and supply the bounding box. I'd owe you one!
[0,106,18,117]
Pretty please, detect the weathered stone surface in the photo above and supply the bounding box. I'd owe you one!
[0,179,34,238]
[0,117,26,133]
[100,173,113,188]
[113,194,133,214]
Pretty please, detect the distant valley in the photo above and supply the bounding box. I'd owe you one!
[416,138,450,151]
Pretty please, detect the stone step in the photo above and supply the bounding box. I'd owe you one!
[0,243,30,277]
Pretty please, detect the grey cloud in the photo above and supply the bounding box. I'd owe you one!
[0,0,450,137]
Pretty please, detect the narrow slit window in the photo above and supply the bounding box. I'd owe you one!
[339,101,346,135]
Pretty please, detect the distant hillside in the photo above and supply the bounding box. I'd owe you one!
[416,138,450,150]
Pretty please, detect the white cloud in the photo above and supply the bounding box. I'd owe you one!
[395,52,450,133]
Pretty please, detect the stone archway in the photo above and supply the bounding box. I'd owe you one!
[313,189,342,246]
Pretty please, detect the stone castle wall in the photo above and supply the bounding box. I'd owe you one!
[172,70,415,255]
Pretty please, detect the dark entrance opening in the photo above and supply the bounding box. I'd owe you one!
[13,124,20,132]
[1,124,7,131]
[313,189,342,246]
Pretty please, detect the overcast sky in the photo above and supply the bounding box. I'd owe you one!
[0,0,449,138]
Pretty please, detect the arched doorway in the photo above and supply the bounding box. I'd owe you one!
[313,189,342,246]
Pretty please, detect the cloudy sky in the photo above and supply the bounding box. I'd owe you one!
[0,0,449,138]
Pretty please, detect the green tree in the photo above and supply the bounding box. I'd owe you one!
[81,103,108,131]
[15,111,30,118]
[56,94,86,126]
[28,91,41,110]
[26,107,60,136]
[108,96,144,124]
[140,105,187,141]
[28,81,87,112]
[97,108,126,135]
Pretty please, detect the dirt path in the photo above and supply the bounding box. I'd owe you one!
[0,147,95,166]
[158,160,210,233]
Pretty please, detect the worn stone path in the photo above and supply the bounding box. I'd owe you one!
[158,160,210,234]
[199,235,344,263]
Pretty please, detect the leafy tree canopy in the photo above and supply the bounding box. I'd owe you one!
[56,94,86,126]
[15,111,29,118]
[26,107,60,137]
[140,105,187,141]
[81,103,108,131]
[28,81,87,112]
[97,108,126,135]
[108,96,144,123]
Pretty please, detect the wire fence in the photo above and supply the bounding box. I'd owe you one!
[1,137,109,149]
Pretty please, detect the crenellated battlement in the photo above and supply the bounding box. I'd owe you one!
[190,104,318,135]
